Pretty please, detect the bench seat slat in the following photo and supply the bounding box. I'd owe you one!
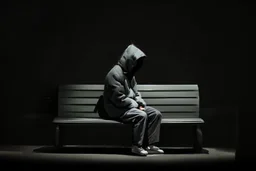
[53,117,204,124]
[59,112,200,118]
[59,105,199,113]
[59,91,199,98]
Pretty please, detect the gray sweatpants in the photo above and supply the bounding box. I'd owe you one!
[119,106,162,147]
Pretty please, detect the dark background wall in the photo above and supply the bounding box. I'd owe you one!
[2,1,246,148]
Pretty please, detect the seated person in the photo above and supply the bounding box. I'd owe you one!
[103,44,164,156]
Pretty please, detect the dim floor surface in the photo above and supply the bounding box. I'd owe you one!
[0,145,240,170]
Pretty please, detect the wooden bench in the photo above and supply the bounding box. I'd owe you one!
[53,84,204,152]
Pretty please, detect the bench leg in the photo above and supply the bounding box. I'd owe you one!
[55,125,62,148]
[193,125,203,153]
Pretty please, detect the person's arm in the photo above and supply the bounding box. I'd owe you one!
[132,77,147,107]
[108,75,139,109]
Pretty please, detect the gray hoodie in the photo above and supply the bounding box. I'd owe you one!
[103,44,147,118]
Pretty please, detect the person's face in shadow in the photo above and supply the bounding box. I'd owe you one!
[131,57,145,76]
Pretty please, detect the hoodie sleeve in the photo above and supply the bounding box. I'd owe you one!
[108,74,139,109]
[132,77,147,107]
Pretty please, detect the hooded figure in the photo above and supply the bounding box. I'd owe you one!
[103,44,164,156]
[103,44,146,117]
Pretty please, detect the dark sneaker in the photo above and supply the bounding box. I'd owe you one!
[131,146,148,156]
[146,145,164,154]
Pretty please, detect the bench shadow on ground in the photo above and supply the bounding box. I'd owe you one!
[33,146,209,155]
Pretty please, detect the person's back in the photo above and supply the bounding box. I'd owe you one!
[103,44,164,156]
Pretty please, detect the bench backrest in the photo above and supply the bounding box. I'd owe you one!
[58,84,200,118]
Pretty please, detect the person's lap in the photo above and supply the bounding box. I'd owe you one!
[144,106,161,119]
[119,106,161,124]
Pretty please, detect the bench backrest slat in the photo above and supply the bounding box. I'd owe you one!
[58,84,200,118]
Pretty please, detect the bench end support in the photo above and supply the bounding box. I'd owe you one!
[193,125,203,153]
[55,125,62,148]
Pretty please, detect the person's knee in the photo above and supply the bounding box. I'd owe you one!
[155,110,162,119]
[138,111,147,121]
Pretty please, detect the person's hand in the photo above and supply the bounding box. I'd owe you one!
[139,106,145,111]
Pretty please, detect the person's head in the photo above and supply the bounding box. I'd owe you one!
[118,44,146,77]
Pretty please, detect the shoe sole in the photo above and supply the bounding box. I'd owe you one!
[147,150,164,154]
[131,150,148,156]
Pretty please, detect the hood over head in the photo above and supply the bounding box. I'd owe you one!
[118,44,146,76]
